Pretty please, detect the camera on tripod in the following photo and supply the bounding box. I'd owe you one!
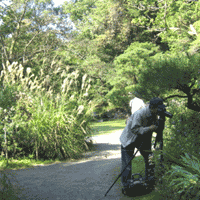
[157,106,173,118]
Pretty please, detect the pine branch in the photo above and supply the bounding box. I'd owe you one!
[163,95,188,101]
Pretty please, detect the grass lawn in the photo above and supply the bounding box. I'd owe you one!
[90,118,126,136]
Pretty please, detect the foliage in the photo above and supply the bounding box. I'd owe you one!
[160,98,200,161]
[150,98,200,199]
[106,42,160,108]
[1,1,200,198]
[156,153,200,200]
[155,0,200,54]
[134,53,200,112]
[63,0,200,111]
[0,0,72,74]
[0,62,96,160]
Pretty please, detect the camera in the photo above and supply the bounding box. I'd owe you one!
[157,107,173,118]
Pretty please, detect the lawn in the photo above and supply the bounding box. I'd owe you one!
[90,118,126,136]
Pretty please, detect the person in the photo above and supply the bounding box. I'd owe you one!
[129,97,146,115]
[120,97,166,195]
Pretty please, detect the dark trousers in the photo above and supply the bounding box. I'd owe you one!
[121,132,153,188]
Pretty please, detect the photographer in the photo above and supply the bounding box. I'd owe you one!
[120,97,166,194]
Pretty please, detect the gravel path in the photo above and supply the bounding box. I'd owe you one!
[1,130,142,200]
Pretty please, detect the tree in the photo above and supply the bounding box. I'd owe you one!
[64,0,165,63]
[106,42,161,108]
[63,0,166,110]
[151,0,200,53]
[0,0,72,73]
[63,0,200,111]
[134,53,200,112]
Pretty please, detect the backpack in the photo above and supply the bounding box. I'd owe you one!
[123,173,155,197]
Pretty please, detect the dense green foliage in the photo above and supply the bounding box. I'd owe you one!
[0,62,96,160]
[63,0,200,111]
[147,98,200,199]
[1,0,200,199]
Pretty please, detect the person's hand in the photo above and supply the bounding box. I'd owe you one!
[149,125,158,131]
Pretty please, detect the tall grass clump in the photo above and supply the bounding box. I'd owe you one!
[153,98,200,199]
[0,61,96,161]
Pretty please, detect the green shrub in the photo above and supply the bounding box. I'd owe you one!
[153,98,200,199]
[0,61,96,160]
[163,98,200,161]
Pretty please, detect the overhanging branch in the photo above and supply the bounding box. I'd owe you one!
[163,95,188,101]
[187,102,200,112]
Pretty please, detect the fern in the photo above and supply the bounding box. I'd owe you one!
[167,153,200,197]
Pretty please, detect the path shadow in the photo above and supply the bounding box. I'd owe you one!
[93,143,121,151]
[83,143,121,160]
